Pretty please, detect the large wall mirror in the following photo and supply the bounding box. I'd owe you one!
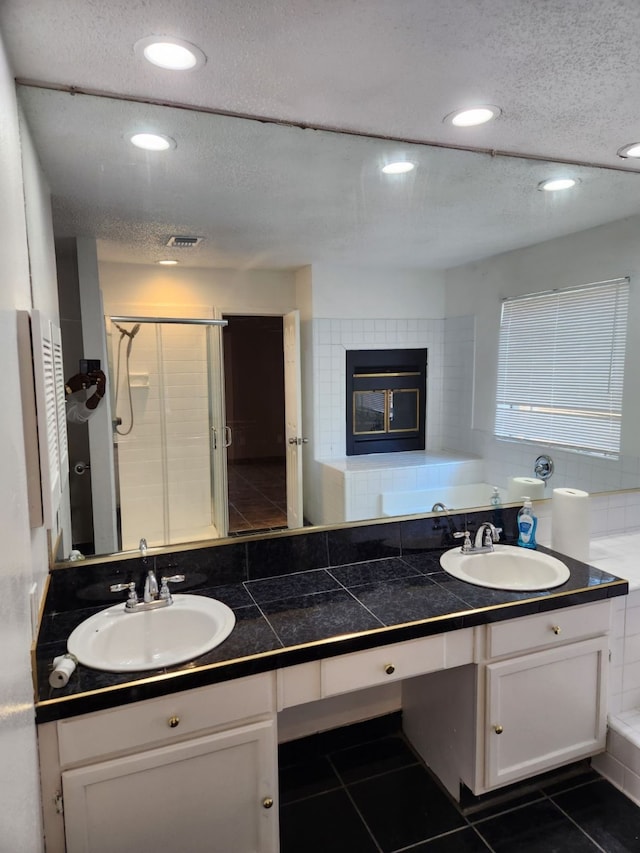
[17,84,640,562]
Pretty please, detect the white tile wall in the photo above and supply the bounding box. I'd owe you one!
[473,430,640,500]
[311,317,446,459]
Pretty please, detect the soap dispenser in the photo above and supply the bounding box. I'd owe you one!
[517,497,537,549]
[491,486,504,531]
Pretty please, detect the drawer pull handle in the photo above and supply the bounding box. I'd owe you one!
[494,724,504,735]
[384,663,395,675]
[168,716,180,729]
[262,797,274,809]
[551,625,562,635]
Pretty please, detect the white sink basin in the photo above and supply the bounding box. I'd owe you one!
[67,594,236,672]
[439,544,570,591]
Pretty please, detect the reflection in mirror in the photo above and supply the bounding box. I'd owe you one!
[16,85,640,562]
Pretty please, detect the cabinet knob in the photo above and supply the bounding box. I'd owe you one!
[551,625,562,635]
[168,716,180,728]
[262,797,274,809]
[384,663,395,675]
[494,724,504,735]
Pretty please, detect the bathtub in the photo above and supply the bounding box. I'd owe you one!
[381,482,502,517]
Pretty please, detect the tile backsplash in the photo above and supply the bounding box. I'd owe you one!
[46,506,519,615]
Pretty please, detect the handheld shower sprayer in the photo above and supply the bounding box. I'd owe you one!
[113,322,142,436]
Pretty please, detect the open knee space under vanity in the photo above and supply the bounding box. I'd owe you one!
[34,514,632,852]
[37,597,621,852]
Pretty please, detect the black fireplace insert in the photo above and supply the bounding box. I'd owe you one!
[346,348,427,456]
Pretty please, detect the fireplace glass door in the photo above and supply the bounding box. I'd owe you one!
[354,389,419,435]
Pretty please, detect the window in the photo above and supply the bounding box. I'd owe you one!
[495,278,629,456]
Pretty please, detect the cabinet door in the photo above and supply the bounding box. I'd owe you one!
[485,636,607,790]
[62,719,278,853]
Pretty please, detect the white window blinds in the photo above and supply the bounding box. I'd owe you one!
[495,278,629,456]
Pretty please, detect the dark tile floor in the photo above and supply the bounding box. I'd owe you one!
[227,458,287,534]
[279,714,640,852]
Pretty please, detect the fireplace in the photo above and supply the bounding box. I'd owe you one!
[346,348,427,455]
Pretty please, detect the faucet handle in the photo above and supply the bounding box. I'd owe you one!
[110,581,138,606]
[159,574,186,600]
[484,526,502,545]
[453,531,472,552]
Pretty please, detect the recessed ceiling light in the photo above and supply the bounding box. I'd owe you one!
[130,133,176,151]
[445,105,501,127]
[382,161,415,174]
[157,259,179,266]
[617,142,640,159]
[537,178,579,192]
[134,36,206,71]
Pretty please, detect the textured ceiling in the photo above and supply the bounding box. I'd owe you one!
[3,1,640,269]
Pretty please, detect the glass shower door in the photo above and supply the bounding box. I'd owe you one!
[110,318,223,550]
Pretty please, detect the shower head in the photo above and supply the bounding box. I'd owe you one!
[114,321,141,339]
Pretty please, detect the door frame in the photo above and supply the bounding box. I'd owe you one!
[220,310,303,532]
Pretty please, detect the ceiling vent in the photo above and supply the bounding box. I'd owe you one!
[165,235,203,248]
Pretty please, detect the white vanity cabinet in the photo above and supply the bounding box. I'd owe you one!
[403,600,611,799]
[483,635,608,788]
[38,672,279,853]
[38,598,616,850]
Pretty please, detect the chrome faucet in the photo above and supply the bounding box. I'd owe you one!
[110,572,186,612]
[431,502,457,539]
[108,536,186,611]
[474,522,501,552]
[143,568,159,602]
[139,537,159,602]
[453,521,502,554]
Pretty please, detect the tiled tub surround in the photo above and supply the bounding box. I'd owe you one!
[587,531,640,805]
[315,450,485,523]
[35,506,627,723]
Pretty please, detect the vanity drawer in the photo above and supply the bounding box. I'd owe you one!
[320,634,445,697]
[57,672,275,767]
[486,601,611,659]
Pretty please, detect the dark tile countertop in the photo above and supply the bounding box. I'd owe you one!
[35,535,627,724]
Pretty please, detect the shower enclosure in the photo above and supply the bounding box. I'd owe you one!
[107,316,228,551]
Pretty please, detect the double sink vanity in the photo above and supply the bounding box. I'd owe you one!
[34,506,627,852]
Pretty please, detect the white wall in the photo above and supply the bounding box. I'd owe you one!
[0,29,53,851]
[445,215,640,455]
[443,215,640,494]
[99,262,297,317]
[309,263,445,318]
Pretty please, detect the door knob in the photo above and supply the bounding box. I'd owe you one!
[288,437,309,445]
